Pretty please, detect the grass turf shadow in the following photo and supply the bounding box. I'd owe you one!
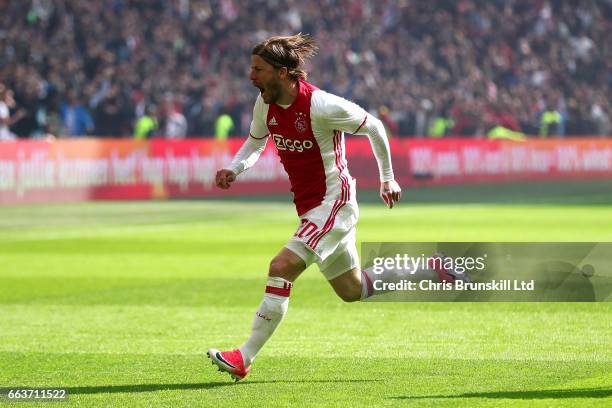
[392,386,612,400]
[67,379,383,394]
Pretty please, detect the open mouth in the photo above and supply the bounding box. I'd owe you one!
[254,84,265,96]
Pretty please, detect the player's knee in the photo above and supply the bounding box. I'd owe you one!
[268,257,293,279]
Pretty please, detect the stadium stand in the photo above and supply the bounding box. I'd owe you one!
[0,0,609,138]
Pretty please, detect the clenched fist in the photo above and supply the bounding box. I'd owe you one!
[215,169,237,189]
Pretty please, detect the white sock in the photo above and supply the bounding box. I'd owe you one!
[239,276,291,366]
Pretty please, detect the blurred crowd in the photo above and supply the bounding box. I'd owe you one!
[0,0,610,140]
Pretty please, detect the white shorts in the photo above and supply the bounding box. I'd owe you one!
[285,199,360,280]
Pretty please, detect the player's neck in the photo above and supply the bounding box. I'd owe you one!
[277,80,299,106]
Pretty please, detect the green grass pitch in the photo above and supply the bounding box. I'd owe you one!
[0,181,611,407]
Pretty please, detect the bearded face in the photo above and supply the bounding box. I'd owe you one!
[250,55,284,104]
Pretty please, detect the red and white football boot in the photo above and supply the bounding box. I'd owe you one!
[207,348,251,382]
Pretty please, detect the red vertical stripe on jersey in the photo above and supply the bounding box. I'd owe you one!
[307,130,350,249]
[306,132,346,248]
[333,130,351,202]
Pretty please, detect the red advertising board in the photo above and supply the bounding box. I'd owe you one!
[1,138,611,205]
[396,138,612,183]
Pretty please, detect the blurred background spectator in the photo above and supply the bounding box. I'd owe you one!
[0,83,26,141]
[0,0,610,139]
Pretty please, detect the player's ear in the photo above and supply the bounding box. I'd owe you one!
[278,66,288,80]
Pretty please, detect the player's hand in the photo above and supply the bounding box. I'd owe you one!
[380,180,401,209]
[215,169,236,189]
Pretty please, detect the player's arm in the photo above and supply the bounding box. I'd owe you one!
[216,132,268,189]
[215,97,269,190]
[315,92,401,208]
[355,114,401,208]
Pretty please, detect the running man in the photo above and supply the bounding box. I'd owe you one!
[208,33,401,381]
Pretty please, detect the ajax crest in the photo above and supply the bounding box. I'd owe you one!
[295,112,308,133]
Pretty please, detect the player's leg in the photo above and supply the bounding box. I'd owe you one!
[208,247,306,381]
[319,234,363,302]
[238,247,305,366]
[313,201,421,301]
[322,234,439,301]
[328,267,362,302]
[328,264,427,301]
[327,253,472,302]
[319,206,473,300]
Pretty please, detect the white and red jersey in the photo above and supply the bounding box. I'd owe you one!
[230,80,394,216]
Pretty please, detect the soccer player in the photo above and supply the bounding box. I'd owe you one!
[208,33,401,381]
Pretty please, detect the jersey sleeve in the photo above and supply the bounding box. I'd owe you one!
[248,95,269,140]
[311,91,368,134]
[312,91,394,182]
[228,96,270,175]
[358,115,395,181]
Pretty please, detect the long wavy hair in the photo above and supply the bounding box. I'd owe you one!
[252,33,318,81]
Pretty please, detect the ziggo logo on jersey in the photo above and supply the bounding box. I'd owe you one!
[272,134,314,152]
